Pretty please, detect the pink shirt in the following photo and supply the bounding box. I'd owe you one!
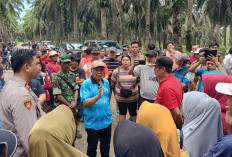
[189,54,197,64]
[166,50,181,71]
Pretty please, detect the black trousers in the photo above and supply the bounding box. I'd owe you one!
[86,124,111,157]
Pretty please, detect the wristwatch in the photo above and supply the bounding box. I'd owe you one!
[215,62,220,67]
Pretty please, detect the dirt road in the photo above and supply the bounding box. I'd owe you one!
[3,69,119,157]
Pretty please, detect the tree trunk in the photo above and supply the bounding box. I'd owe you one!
[39,24,42,41]
[230,20,232,46]
[200,12,205,47]
[73,0,78,41]
[163,20,168,49]
[100,7,107,40]
[46,22,49,41]
[172,0,183,52]
[186,0,193,52]
[223,24,227,46]
[215,24,221,44]
[54,7,61,47]
[1,14,9,43]
[145,0,151,46]
[63,1,68,41]
[112,0,117,41]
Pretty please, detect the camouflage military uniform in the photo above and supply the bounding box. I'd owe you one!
[52,70,79,104]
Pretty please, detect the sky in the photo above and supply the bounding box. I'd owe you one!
[19,0,32,23]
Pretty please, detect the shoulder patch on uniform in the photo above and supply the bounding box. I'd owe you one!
[23,99,33,111]
[25,83,31,90]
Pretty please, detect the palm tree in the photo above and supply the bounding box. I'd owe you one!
[145,0,151,46]
[172,0,184,52]
[0,0,24,42]
[186,0,194,52]
[72,0,78,41]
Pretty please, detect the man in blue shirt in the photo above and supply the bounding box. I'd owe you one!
[173,53,191,92]
[80,60,112,157]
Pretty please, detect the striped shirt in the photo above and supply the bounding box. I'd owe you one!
[102,57,121,72]
[111,67,139,103]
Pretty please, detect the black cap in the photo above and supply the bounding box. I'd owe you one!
[154,56,173,69]
[145,50,157,57]
[71,54,81,61]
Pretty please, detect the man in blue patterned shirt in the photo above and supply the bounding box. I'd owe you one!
[80,60,112,157]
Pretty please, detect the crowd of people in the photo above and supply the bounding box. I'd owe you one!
[0,41,232,157]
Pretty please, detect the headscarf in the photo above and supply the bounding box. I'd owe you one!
[29,105,87,157]
[202,73,232,134]
[114,119,164,157]
[136,101,189,157]
[182,92,223,157]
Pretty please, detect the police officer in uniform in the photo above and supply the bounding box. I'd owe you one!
[0,49,44,157]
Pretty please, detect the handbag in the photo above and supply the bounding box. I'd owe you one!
[117,68,134,98]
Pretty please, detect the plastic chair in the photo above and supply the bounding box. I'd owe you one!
[0,129,17,157]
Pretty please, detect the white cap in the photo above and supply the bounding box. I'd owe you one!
[215,83,232,95]
[193,48,202,54]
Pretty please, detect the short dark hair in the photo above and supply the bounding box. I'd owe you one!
[42,44,47,46]
[199,48,206,53]
[121,54,131,62]
[131,40,140,47]
[156,66,172,73]
[167,42,174,46]
[229,47,232,54]
[2,44,6,49]
[165,67,172,73]
[209,42,219,48]
[11,49,36,73]
[86,47,93,55]
[148,44,156,50]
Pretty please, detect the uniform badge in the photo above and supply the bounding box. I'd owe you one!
[25,83,31,90]
[23,99,33,111]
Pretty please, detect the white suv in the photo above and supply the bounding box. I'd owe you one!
[41,41,55,50]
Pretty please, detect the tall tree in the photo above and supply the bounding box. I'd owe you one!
[72,0,78,41]
[99,0,110,40]
[145,0,151,46]
[172,0,183,52]
[186,0,193,52]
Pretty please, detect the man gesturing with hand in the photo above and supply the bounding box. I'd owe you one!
[80,60,112,157]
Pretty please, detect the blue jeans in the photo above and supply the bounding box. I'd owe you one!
[86,124,111,157]
[76,98,83,120]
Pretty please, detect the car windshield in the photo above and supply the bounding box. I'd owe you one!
[66,43,82,50]
[44,42,53,45]
[98,42,122,49]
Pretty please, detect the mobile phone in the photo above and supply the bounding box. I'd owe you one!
[0,142,8,157]
[204,50,217,60]
[138,60,146,65]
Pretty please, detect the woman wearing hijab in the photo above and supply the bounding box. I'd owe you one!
[204,82,232,157]
[181,92,223,157]
[202,73,232,134]
[114,119,164,157]
[29,105,87,157]
[137,101,189,157]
